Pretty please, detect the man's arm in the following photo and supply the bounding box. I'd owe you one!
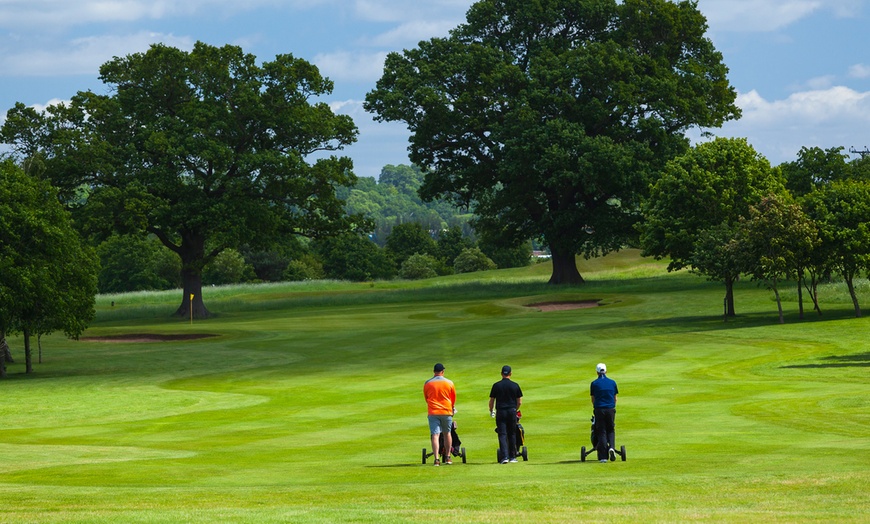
[517,396,522,410]
[590,395,595,406]
[488,397,495,412]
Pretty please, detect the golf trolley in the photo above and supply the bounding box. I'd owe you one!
[580,413,626,462]
[495,410,528,462]
[422,421,466,464]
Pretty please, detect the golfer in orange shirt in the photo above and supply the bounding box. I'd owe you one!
[423,363,456,466]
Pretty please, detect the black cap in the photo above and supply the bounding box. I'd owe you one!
[501,365,512,375]
[434,363,445,372]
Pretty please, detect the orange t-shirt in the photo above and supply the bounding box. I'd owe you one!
[423,375,456,415]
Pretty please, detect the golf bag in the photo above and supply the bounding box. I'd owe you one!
[422,421,466,464]
[581,411,626,462]
[590,413,598,447]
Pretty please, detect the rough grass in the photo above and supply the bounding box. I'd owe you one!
[1,250,868,523]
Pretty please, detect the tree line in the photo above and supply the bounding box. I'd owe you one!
[5,0,870,378]
[641,139,870,322]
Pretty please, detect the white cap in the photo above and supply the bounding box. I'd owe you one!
[596,363,606,374]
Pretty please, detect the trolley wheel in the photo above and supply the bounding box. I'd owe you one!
[620,445,626,462]
[422,448,428,464]
[581,446,586,462]
[460,447,467,463]
[521,446,528,461]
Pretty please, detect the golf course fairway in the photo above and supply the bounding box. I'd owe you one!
[1,251,867,523]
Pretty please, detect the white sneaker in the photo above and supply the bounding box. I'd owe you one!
[501,458,509,464]
[599,459,607,463]
[509,458,518,463]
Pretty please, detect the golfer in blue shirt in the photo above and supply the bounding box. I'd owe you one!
[590,362,618,463]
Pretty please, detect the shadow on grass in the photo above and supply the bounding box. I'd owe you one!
[365,463,488,468]
[554,304,868,337]
[781,352,870,369]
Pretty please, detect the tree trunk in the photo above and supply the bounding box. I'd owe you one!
[24,328,33,374]
[548,247,584,285]
[796,270,804,320]
[773,282,784,324]
[845,277,862,318]
[0,333,8,379]
[810,277,822,316]
[1,333,12,363]
[174,267,210,319]
[166,230,211,319]
[724,276,736,317]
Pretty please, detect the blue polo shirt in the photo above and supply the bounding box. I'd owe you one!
[590,375,618,408]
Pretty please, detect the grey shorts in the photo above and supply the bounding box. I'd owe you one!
[428,414,453,435]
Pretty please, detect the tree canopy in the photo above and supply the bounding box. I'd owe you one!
[1,41,365,318]
[365,0,740,284]
[801,179,870,318]
[640,137,785,316]
[735,194,818,324]
[0,160,98,376]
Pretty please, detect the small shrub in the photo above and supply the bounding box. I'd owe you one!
[203,249,255,285]
[454,247,497,274]
[284,255,325,281]
[399,253,439,280]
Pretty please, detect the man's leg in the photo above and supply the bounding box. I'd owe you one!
[606,409,616,448]
[594,408,608,460]
[495,411,509,462]
[505,409,518,459]
[431,432,440,460]
[605,409,616,461]
[428,415,441,464]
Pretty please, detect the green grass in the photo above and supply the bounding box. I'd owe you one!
[2,250,868,523]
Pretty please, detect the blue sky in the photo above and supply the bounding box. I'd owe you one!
[2,0,869,179]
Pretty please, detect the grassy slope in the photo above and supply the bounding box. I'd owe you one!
[1,250,868,523]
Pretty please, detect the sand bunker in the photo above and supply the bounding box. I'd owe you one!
[526,300,599,311]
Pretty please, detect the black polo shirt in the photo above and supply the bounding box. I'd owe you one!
[490,378,523,410]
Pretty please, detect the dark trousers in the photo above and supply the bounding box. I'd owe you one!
[496,408,518,459]
[594,407,616,460]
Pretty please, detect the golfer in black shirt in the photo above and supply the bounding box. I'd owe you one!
[489,365,523,463]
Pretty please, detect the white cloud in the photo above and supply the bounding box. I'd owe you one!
[738,86,870,125]
[804,75,837,90]
[315,98,411,178]
[366,20,459,47]
[314,51,388,83]
[353,0,470,23]
[0,32,194,76]
[697,86,870,163]
[698,0,863,32]
[0,0,325,29]
[849,64,870,78]
[699,0,822,32]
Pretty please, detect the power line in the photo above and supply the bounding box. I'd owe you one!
[849,146,870,159]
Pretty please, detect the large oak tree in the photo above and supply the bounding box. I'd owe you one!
[2,42,365,318]
[365,0,740,284]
